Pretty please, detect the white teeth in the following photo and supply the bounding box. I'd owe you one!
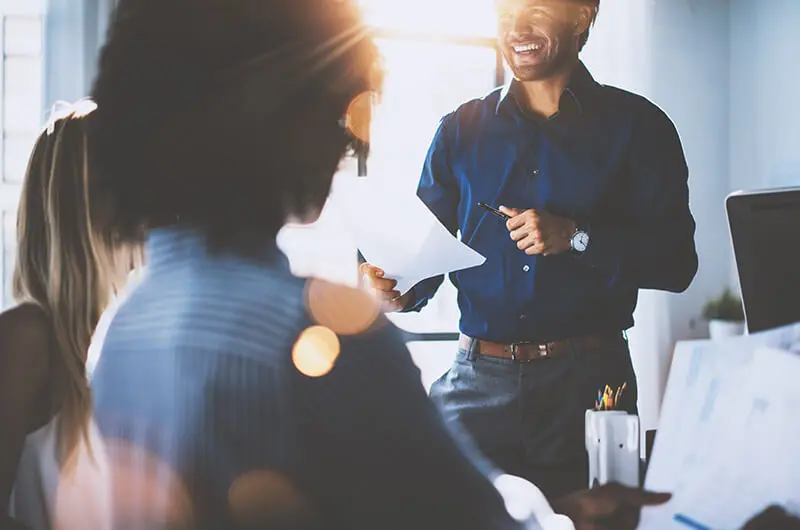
[513,43,542,53]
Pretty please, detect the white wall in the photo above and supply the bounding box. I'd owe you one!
[729,0,800,194]
[582,0,733,431]
[583,0,800,431]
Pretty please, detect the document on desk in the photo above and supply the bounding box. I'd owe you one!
[639,322,800,529]
[331,177,486,295]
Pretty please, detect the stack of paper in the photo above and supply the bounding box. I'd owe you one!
[330,176,486,295]
[639,322,800,529]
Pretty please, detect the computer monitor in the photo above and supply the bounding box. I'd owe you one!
[726,187,800,333]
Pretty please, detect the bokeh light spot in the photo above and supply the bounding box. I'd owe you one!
[102,438,194,529]
[53,427,114,530]
[342,90,376,143]
[228,470,312,527]
[305,278,383,335]
[292,326,341,377]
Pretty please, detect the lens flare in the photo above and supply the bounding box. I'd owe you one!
[100,438,194,529]
[305,278,383,335]
[292,326,341,377]
[53,431,114,530]
[342,90,377,143]
[228,470,311,527]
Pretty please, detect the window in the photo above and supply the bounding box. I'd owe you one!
[359,0,498,39]
[0,1,45,307]
[278,1,504,386]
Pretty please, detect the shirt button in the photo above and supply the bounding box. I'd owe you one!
[519,314,527,321]
[531,169,539,176]
[522,265,530,272]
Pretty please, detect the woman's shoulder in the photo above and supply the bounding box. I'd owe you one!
[0,302,52,341]
[0,302,55,382]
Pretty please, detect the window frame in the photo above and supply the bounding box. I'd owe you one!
[0,2,45,307]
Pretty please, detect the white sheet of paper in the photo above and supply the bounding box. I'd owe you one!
[331,177,486,295]
[639,322,800,529]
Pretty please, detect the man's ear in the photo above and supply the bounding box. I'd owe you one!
[573,5,594,36]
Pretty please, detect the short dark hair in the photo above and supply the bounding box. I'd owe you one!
[578,0,600,51]
[90,0,382,255]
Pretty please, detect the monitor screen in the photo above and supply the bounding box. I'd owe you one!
[727,188,800,333]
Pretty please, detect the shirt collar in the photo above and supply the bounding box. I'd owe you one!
[496,60,598,116]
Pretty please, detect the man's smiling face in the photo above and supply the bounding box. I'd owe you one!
[497,0,593,81]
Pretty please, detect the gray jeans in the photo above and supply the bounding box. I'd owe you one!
[430,334,638,501]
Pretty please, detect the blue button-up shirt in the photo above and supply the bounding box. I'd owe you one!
[406,62,698,343]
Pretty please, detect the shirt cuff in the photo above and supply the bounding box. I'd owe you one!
[398,285,422,313]
[401,279,442,313]
[491,474,572,530]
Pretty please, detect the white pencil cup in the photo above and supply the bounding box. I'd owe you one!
[585,410,640,488]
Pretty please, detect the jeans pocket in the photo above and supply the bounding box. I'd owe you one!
[430,349,469,401]
[453,347,472,366]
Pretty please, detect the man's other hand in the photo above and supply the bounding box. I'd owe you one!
[359,263,411,312]
[552,483,671,530]
[744,506,800,530]
[499,207,576,256]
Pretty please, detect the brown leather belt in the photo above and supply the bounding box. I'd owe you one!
[459,332,622,363]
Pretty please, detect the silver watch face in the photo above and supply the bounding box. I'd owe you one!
[572,230,589,252]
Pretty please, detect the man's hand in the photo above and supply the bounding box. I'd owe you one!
[551,483,671,530]
[359,263,412,313]
[744,506,800,530]
[499,206,576,256]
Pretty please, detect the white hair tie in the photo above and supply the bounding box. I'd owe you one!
[45,98,98,135]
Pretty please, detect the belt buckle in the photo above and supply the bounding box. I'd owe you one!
[511,342,550,362]
[510,342,532,362]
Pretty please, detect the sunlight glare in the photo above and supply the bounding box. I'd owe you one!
[359,0,498,38]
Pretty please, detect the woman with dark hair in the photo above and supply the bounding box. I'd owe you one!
[87,1,526,529]
[86,1,673,530]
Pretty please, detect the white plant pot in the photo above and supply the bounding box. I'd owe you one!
[708,319,745,340]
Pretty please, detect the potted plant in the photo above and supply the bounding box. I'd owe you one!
[702,288,745,339]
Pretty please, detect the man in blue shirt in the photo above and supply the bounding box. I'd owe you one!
[362,0,698,500]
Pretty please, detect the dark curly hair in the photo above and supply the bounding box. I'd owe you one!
[90,0,382,256]
[577,0,599,51]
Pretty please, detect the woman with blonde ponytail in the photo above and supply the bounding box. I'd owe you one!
[0,100,128,530]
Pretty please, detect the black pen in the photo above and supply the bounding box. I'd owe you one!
[478,202,511,220]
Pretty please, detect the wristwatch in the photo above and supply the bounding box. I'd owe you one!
[570,226,590,253]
